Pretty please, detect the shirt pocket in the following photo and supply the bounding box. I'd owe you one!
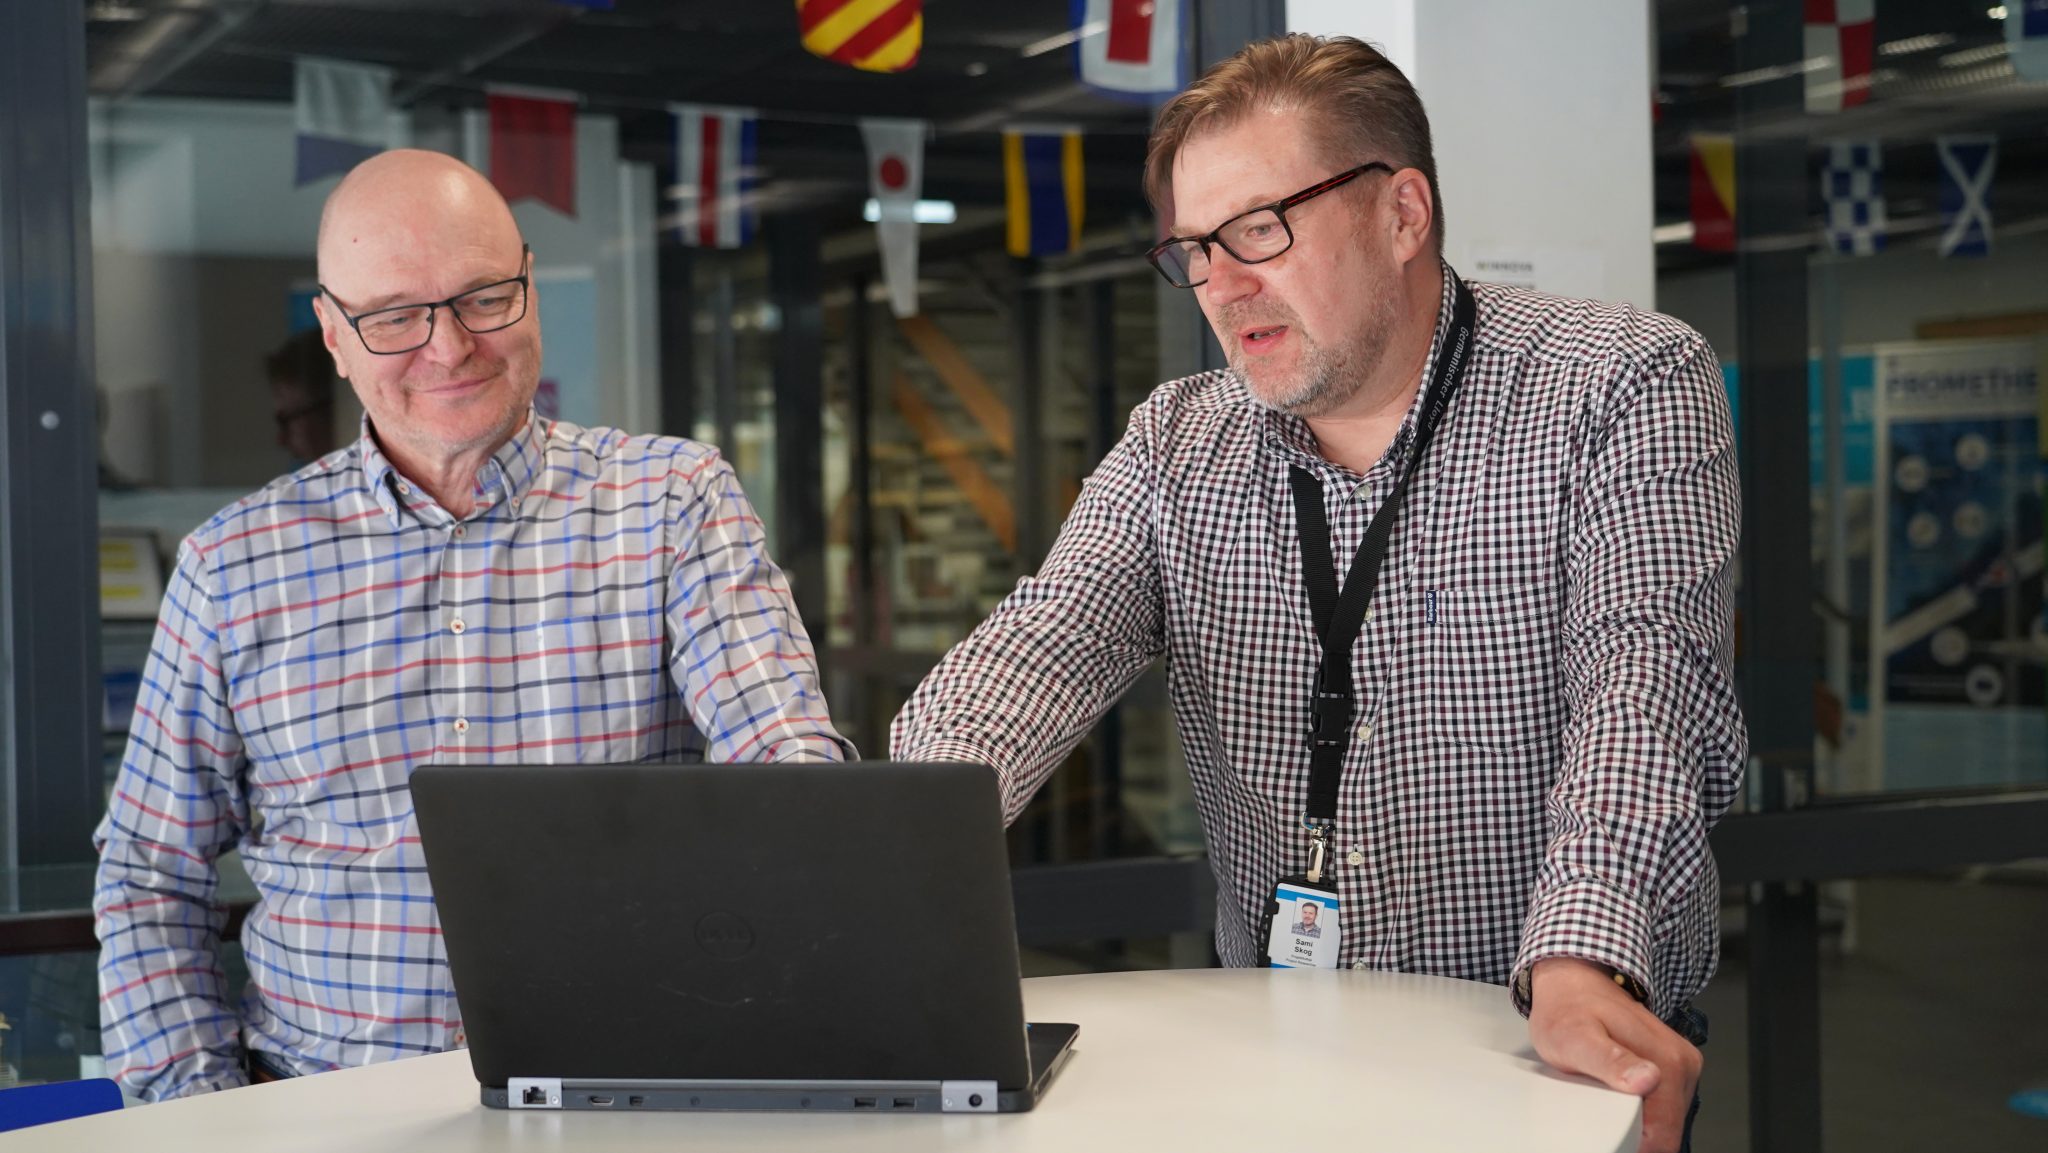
[1425,584,1566,750]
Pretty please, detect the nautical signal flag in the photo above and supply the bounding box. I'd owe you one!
[1937,135,1996,258]
[797,0,922,74]
[1004,128,1084,258]
[1076,0,1185,96]
[1804,0,1875,114]
[293,57,392,186]
[861,118,926,318]
[488,87,578,217]
[674,104,757,249]
[1689,133,1736,253]
[1822,140,1886,257]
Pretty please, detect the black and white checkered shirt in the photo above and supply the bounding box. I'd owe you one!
[893,265,1746,1019]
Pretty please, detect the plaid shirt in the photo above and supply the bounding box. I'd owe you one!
[894,267,1746,1020]
[95,413,851,1100]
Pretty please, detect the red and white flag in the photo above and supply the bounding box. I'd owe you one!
[674,104,756,249]
[1077,0,1184,97]
[860,118,925,319]
[488,86,577,217]
[1804,0,1875,114]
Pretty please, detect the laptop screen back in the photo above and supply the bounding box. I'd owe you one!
[411,762,1033,1090]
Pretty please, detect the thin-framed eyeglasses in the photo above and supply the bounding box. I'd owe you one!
[1147,162,1394,289]
[320,244,533,355]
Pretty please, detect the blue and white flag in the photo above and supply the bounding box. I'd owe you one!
[2009,0,2048,81]
[1822,140,1885,257]
[293,57,392,186]
[1936,135,1996,259]
[673,104,757,249]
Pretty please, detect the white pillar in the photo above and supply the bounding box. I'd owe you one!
[1288,0,1654,309]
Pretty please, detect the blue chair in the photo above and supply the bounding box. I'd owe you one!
[0,1079,125,1133]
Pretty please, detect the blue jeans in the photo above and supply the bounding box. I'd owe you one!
[1667,1005,1708,1153]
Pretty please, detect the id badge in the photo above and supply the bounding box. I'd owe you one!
[1261,877,1341,969]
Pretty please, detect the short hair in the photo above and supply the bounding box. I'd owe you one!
[266,327,337,404]
[1144,34,1445,251]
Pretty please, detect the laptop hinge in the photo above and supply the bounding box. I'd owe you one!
[940,1080,998,1113]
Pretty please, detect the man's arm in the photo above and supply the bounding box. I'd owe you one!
[891,429,1166,824]
[666,452,855,762]
[1513,333,1745,1153]
[94,542,251,1100]
[1511,332,1746,1015]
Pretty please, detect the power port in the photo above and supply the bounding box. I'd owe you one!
[628,1096,645,1107]
[520,1086,549,1106]
[854,1097,877,1109]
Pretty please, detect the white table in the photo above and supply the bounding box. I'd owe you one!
[7,969,1639,1152]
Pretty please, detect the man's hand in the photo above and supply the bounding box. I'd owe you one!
[1528,956,1700,1153]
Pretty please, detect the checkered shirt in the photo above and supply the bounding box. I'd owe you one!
[894,267,1747,1020]
[95,412,852,1100]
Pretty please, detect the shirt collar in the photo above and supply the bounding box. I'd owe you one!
[357,407,549,527]
[1259,258,1462,479]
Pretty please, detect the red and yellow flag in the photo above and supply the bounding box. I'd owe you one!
[797,0,922,73]
[1689,133,1736,253]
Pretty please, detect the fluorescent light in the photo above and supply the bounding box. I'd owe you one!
[1653,221,1697,246]
[1988,6,2009,20]
[1879,33,1956,56]
[1940,43,2010,67]
[1022,20,1105,58]
[864,199,957,225]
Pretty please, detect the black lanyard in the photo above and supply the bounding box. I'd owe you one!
[1287,276,1476,831]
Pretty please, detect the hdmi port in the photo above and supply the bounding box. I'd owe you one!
[588,1095,615,1107]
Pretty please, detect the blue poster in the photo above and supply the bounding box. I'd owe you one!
[1873,340,2045,789]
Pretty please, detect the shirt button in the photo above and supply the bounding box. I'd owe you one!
[1351,960,1367,971]
[397,482,411,495]
[453,525,466,539]
[449,618,466,635]
[1356,722,1372,741]
[1348,849,1365,867]
[452,717,469,735]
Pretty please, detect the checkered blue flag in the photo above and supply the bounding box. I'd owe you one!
[1822,140,1885,257]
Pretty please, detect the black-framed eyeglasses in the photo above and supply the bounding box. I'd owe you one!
[320,244,533,355]
[1147,163,1394,289]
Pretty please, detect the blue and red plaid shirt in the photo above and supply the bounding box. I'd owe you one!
[94,412,852,1100]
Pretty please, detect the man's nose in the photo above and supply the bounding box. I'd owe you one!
[418,306,477,365]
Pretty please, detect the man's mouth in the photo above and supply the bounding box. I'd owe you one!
[1240,324,1289,348]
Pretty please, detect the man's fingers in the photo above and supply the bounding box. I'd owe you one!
[1637,1067,1693,1153]
[1540,1020,1662,1096]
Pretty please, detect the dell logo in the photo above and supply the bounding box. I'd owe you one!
[693,912,756,959]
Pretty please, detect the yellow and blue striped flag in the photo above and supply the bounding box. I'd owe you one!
[1004,129,1083,258]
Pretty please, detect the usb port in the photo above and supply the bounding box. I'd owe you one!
[854,1097,876,1109]
[893,1098,915,1109]
[587,1095,614,1107]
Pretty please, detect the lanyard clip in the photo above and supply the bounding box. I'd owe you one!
[1305,823,1330,884]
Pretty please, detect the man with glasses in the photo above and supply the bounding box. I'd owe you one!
[895,35,1740,1153]
[94,149,851,1099]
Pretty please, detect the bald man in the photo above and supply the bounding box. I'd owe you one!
[92,151,852,1100]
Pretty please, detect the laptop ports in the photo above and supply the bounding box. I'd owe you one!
[587,1095,615,1107]
[854,1097,877,1109]
[894,1098,916,1110]
[520,1086,549,1106]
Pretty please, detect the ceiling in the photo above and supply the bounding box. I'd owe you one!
[83,0,1161,247]
[80,0,2048,271]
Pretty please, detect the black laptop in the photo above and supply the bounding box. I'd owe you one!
[410,761,1078,1114]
